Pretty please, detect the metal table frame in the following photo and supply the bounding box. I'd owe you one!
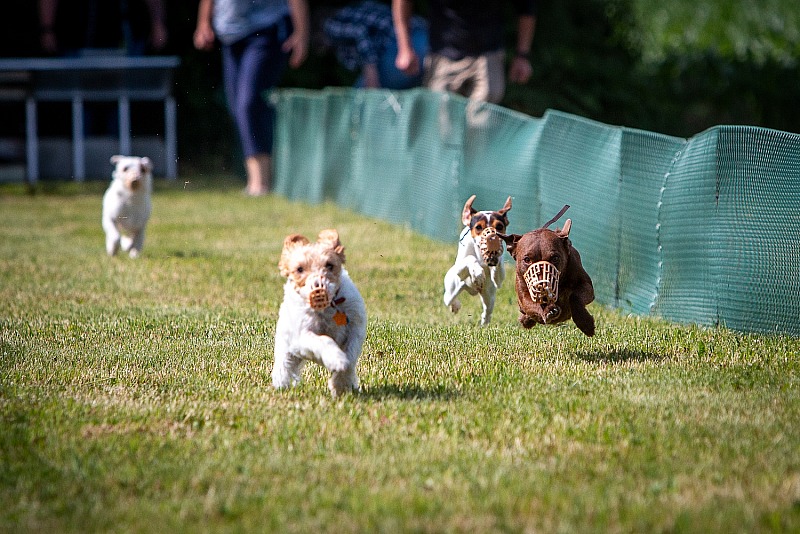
[0,55,180,183]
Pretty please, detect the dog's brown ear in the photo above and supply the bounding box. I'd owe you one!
[284,234,309,249]
[498,233,522,259]
[563,242,594,308]
[317,228,345,257]
[557,219,572,238]
[279,234,309,276]
[498,196,512,215]
[461,195,477,226]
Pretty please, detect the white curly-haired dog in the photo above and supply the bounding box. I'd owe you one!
[102,155,153,258]
[273,229,367,396]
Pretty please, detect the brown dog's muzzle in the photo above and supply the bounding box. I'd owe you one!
[478,227,503,266]
[524,261,560,305]
[308,276,331,310]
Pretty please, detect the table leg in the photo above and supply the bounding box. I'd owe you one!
[72,95,85,181]
[25,96,38,185]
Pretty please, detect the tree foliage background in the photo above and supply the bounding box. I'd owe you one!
[2,0,798,172]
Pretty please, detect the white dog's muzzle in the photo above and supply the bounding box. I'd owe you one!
[524,261,560,304]
[478,227,503,266]
[308,276,331,310]
[127,177,142,191]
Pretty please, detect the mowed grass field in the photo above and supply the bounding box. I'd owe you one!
[2,176,799,533]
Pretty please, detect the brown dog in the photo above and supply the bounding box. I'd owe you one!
[500,212,595,336]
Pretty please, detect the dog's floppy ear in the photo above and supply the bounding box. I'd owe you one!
[461,195,477,226]
[284,234,309,249]
[140,157,153,173]
[563,240,595,336]
[110,155,123,166]
[317,228,345,258]
[279,234,310,277]
[498,233,522,259]
[498,196,512,216]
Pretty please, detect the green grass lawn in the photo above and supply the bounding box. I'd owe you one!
[2,177,799,533]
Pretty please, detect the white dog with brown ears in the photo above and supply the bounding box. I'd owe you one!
[273,229,367,396]
[443,195,513,326]
[102,155,153,258]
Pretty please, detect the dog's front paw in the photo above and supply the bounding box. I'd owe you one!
[323,349,350,373]
[120,235,134,253]
[468,264,485,292]
[519,313,537,329]
[545,305,561,322]
[448,298,462,314]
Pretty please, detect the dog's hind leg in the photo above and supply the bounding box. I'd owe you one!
[103,220,121,256]
[128,230,146,258]
[478,285,497,326]
[272,353,305,389]
[329,367,359,397]
[477,264,504,325]
[519,313,537,329]
[106,236,121,256]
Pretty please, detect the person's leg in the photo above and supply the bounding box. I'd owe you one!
[470,50,506,104]
[424,53,454,94]
[425,53,480,99]
[222,40,248,181]
[225,26,290,195]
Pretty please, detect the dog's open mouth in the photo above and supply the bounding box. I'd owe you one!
[308,276,332,310]
[478,227,503,266]
[524,261,560,305]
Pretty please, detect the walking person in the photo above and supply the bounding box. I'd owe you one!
[194,0,309,196]
[392,0,536,104]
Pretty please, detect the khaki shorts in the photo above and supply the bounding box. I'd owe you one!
[423,50,506,103]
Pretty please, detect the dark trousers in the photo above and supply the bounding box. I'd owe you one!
[222,18,290,157]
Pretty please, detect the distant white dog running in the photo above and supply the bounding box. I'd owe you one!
[102,155,153,258]
[443,194,513,326]
[273,229,367,396]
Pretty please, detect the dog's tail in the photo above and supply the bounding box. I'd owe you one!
[542,204,570,229]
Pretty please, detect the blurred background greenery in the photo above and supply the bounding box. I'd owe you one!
[2,0,798,175]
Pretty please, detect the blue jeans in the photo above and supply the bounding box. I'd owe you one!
[222,18,290,157]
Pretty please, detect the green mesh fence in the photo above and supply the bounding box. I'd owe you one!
[273,87,800,335]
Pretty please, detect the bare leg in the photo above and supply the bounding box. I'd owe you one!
[245,154,271,196]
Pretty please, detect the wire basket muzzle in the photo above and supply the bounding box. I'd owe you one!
[307,276,331,310]
[478,227,503,265]
[524,261,560,304]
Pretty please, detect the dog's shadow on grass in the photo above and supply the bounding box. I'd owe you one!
[574,349,668,364]
[359,383,460,401]
[163,249,214,259]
